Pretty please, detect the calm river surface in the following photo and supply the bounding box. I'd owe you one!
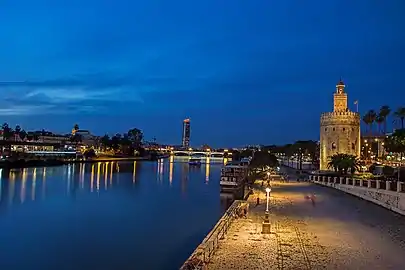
[0,157,232,270]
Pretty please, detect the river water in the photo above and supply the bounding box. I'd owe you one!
[0,157,232,270]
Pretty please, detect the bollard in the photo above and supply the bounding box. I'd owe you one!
[386,181,391,191]
[340,177,344,185]
[397,181,402,193]
[359,179,363,187]
[368,180,371,188]
[376,180,381,189]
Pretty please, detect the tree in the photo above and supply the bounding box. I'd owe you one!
[249,151,279,171]
[19,130,27,141]
[121,133,134,155]
[100,134,111,150]
[231,150,241,161]
[240,149,254,158]
[375,115,384,135]
[394,107,405,129]
[362,115,372,135]
[1,123,13,141]
[127,128,143,148]
[327,153,361,174]
[384,129,405,157]
[83,148,96,159]
[379,105,391,134]
[363,110,377,135]
[110,134,122,152]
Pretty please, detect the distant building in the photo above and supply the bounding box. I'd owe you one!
[72,129,96,146]
[320,79,361,170]
[182,119,191,148]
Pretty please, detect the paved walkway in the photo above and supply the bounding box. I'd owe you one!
[208,181,405,270]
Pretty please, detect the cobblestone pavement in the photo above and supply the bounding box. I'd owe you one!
[208,181,405,270]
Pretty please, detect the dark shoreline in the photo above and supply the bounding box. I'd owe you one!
[0,155,169,169]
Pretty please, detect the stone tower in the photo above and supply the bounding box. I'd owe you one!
[320,80,361,170]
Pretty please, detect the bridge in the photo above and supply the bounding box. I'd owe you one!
[171,150,231,158]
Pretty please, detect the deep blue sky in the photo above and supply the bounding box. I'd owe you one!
[1,0,404,147]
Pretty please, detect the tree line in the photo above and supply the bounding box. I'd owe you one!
[362,105,405,135]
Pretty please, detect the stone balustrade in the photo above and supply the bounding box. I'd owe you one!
[310,175,405,216]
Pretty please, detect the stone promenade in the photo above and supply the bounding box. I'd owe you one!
[208,181,405,270]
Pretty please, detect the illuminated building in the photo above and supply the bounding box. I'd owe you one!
[320,79,361,170]
[182,118,190,148]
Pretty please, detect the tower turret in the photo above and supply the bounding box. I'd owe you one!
[333,79,348,112]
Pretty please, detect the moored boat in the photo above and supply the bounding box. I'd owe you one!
[220,159,250,193]
[188,158,202,166]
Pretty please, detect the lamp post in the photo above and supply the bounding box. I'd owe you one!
[265,187,271,212]
[262,187,271,234]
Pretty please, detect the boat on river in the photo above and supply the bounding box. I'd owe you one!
[220,158,250,193]
[188,158,202,166]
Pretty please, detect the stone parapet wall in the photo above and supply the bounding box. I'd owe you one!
[309,175,405,216]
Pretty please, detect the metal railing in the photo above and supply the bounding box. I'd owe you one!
[180,200,249,270]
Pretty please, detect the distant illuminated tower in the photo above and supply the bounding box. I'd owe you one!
[320,79,361,170]
[182,118,191,148]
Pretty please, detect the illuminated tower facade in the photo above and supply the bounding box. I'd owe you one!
[182,118,190,148]
[320,80,361,170]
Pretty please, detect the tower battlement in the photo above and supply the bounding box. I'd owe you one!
[321,112,360,126]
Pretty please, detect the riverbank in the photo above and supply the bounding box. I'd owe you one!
[205,179,405,269]
[0,155,169,169]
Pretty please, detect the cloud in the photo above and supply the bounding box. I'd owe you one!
[0,74,152,115]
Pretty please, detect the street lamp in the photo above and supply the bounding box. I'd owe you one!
[265,187,271,212]
[267,171,270,185]
[262,187,271,234]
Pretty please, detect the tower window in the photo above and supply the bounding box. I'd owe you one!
[352,128,354,131]
[343,128,345,131]
[352,143,355,150]
[325,128,327,131]
[333,128,335,131]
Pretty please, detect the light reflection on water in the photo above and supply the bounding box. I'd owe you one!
[0,157,234,270]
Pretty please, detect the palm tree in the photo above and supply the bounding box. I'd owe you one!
[394,107,405,129]
[375,115,384,135]
[362,115,372,134]
[327,153,361,174]
[367,110,377,135]
[379,105,391,134]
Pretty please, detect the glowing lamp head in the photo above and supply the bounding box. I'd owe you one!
[265,188,271,193]
[267,172,270,176]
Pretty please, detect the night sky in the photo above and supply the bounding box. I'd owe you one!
[1,1,404,147]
